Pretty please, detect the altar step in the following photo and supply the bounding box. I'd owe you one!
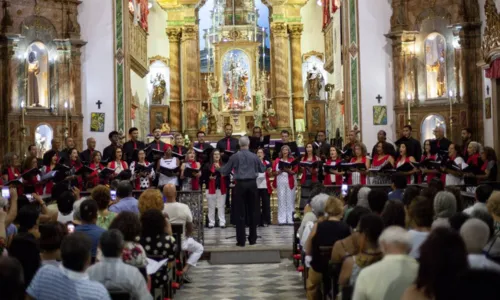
[207,245,289,265]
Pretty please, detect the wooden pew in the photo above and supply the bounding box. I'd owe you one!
[171,223,186,289]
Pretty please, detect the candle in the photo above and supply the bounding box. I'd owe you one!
[254,8,257,42]
[449,90,453,116]
[20,101,25,128]
[64,101,69,128]
[407,94,412,124]
[262,28,265,71]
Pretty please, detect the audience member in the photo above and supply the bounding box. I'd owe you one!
[162,184,203,283]
[352,226,418,300]
[485,192,500,264]
[8,233,40,290]
[402,227,469,300]
[39,222,66,267]
[381,200,406,228]
[88,230,152,300]
[0,256,24,300]
[428,177,444,192]
[26,233,110,300]
[451,269,500,300]
[356,187,371,210]
[108,211,147,270]
[15,204,40,239]
[388,174,407,201]
[471,210,495,239]
[460,218,500,272]
[464,184,493,215]
[344,184,362,219]
[367,190,388,214]
[448,212,470,232]
[331,206,371,264]
[299,193,329,246]
[419,187,438,203]
[56,190,76,224]
[338,214,384,296]
[445,186,464,212]
[299,189,327,239]
[139,209,176,287]
[91,185,116,229]
[109,181,139,214]
[432,191,457,228]
[306,196,350,300]
[138,189,164,215]
[407,196,433,259]
[74,199,106,260]
[401,186,420,208]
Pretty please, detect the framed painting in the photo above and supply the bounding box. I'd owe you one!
[306,100,326,133]
[373,106,388,125]
[485,97,492,119]
[149,105,170,133]
[90,113,105,132]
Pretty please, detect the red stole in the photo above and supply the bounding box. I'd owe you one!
[348,157,367,185]
[8,167,22,194]
[420,154,437,184]
[372,154,389,167]
[300,155,318,184]
[44,165,55,195]
[187,160,200,190]
[481,160,489,173]
[109,160,127,171]
[89,162,104,186]
[261,160,272,194]
[208,163,226,195]
[323,158,343,185]
[467,153,480,166]
[70,160,83,189]
[272,158,297,190]
[396,156,412,184]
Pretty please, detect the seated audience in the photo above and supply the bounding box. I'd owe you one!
[91,185,116,229]
[352,226,418,300]
[356,187,371,210]
[338,214,384,297]
[388,174,407,201]
[445,186,464,212]
[299,187,327,240]
[88,230,152,300]
[0,256,24,300]
[460,218,500,272]
[407,196,433,259]
[139,189,164,215]
[108,211,147,270]
[331,206,371,264]
[485,192,500,264]
[432,191,457,228]
[471,210,495,239]
[367,189,388,215]
[451,269,500,300]
[306,196,350,300]
[26,233,110,300]
[56,190,76,224]
[463,184,493,215]
[74,199,106,260]
[139,209,176,287]
[299,193,329,247]
[109,181,139,214]
[448,212,470,232]
[343,184,362,220]
[402,227,469,300]
[428,177,444,192]
[401,186,420,208]
[381,200,406,228]
[162,183,204,283]
[39,222,66,267]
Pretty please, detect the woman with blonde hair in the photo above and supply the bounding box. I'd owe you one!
[272,145,298,225]
[305,196,351,300]
[138,189,164,215]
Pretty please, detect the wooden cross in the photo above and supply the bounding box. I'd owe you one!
[376,94,382,103]
[96,100,103,109]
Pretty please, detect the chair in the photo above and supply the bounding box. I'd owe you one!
[107,289,131,300]
[318,246,335,300]
[171,223,185,287]
[293,221,301,267]
[148,254,173,299]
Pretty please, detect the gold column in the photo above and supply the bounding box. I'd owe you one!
[166,27,182,132]
[270,22,291,130]
[288,23,304,124]
[180,25,201,134]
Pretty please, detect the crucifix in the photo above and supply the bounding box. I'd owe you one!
[376,94,382,103]
[487,85,490,96]
[96,100,102,109]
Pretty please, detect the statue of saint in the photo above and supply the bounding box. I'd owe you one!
[151,73,167,105]
[307,66,323,100]
[198,105,208,132]
[28,51,41,107]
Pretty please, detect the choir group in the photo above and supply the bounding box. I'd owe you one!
[1,123,497,227]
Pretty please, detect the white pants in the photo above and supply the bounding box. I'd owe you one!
[181,237,204,267]
[277,174,296,224]
[206,190,226,227]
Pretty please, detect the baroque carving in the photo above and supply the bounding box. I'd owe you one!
[270,22,288,38]
[302,51,324,62]
[181,25,198,41]
[149,55,169,66]
[287,23,303,39]
[482,0,500,63]
[166,27,182,42]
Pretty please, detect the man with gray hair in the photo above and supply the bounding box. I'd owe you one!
[220,136,266,247]
[87,230,152,300]
[460,218,500,272]
[352,226,418,300]
[299,193,329,246]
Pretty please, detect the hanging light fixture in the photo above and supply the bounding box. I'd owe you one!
[317,0,322,6]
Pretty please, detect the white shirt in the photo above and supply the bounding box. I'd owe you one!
[163,201,192,241]
[463,202,488,215]
[468,254,500,272]
[257,172,267,189]
[158,157,179,186]
[57,211,74,224]
[352,254,418,300]
[445,156,465,186]
[408,230,429,259]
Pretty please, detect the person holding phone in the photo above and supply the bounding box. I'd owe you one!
[272,145,298,225]
[256,148,272,227]
[180,149,201,191]
[206,149,226,228]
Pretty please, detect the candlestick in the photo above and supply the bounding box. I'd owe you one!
[262,28,265,72]
[407,94,412,125]
[64,101,69,128]
[20,101,25,128]
[254,8,257,42]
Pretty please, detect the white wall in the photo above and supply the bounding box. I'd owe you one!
[358,0,394,150]
[301,1,325,55]
[478,0,500,147]
[148,1,169,56]
[78,0,114,152]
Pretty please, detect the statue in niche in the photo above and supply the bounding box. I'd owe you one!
[307,66,323,100]
[151,73,167,105]
[425,33,447,98]
[198,105,208,132]
[28,51,41,107]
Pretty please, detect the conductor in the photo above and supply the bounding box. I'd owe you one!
[220,136,266,247]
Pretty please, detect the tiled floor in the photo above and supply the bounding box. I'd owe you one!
[175,259,305,300]
[204,225,294,249]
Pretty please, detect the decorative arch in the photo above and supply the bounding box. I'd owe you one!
[424,32,447,99]
[414,6,452,32]
[420,113,446,144]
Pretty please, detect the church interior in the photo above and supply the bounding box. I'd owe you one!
[3,0,500,299]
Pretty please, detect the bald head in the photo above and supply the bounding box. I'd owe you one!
[163,184,177,203]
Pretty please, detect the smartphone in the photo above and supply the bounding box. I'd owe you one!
[341,184,348,197]
[110,190,117,201]
[1,187,10,199]
[26,194,34,202]
[67,224,75,233]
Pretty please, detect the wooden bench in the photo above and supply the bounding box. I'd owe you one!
[171,223,186,289]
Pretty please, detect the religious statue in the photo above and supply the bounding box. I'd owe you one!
[129,0,149,31]
[151,73,167,105]
[307,66,323,100]
[161,120,170,134]
[425,34,447,98]
[262,104,277,131]
[28,51,41,107]
[332,128,343,149]
[198,105,209,132]
[222,50,252,111]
